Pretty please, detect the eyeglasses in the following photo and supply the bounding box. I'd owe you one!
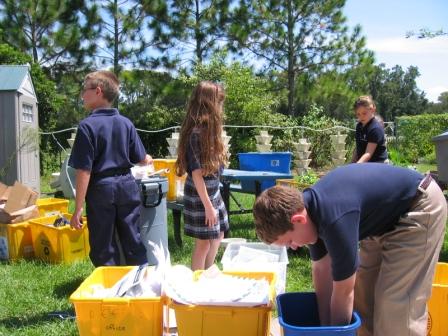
[81,86,97,94]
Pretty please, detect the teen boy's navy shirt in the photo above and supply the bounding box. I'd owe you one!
[355,117,388,162]
[69,108,146,174]
[304,163,423,281]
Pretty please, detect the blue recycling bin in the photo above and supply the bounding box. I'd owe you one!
[137,176,168,265]
[238,152,292,192]
[276,292,361,336]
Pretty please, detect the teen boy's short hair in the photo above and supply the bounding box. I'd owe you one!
[253,185,305,244]
[84,70,119,103]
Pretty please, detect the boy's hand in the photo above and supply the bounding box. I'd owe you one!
[144,154,153,165]
[70,208,83,230]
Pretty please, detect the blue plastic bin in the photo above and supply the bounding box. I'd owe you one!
[238,152,292,192]
[276,292,361,336]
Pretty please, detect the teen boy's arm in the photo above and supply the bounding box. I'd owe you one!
[330,274,355,325]
[313,254,356,326]
[312,254,333,325]
[70,169,91,230]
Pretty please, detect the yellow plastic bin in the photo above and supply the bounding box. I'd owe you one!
[170,271,276,336]
[29,213,90,263]
[0,199,70,261]
[70,266,163,336]
[36,198,69,216]
[427,262,448,336]
[153,159,186,201]
[0,221,34,260]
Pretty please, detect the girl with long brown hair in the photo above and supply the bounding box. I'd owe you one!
[176,81,228,270]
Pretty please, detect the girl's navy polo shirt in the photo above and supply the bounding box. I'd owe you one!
[68,108,146,174]
[355,117,388,162]
[304,163,423,281]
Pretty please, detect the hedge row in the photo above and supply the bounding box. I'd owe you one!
[395,114,448,163]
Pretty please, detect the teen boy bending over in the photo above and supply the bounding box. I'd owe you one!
[253,163,446,336]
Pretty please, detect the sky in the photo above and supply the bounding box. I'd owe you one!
[344,0,448,102]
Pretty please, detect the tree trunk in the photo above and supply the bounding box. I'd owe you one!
[287,0,295,116]
[113,0,119,76]
[194,0,202,64]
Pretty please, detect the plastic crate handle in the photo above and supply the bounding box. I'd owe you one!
[141,182,163,208]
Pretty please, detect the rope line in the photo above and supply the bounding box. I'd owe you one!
[38,124,355,135]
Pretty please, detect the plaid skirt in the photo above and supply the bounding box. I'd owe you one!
[183,175,229,239]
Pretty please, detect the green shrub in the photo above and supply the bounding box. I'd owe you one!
[395,114,448,163]
[300,105,351,168]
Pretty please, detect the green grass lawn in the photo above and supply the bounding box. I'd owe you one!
[1,166,447,335]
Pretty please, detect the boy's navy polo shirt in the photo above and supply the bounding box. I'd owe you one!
[355,117,388,162]
[68,108,146,174]
[303,163,423,281]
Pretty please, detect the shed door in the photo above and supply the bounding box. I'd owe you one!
[18,100,40,192]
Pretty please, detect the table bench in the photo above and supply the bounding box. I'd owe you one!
[167,183,253,246]
[167,169,293,246]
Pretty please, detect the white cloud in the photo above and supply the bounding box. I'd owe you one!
[425,85,448,102]
[367,36,448,55]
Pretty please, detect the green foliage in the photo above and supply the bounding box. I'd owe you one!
[425,91,448,115]
[296,170,320,185]
[0,0,100,67]
[395,114,448,163]
[181,56,299,167]
[119,69,187,158]
[296,55,376,120]
[299,105,350,168]
[152,0,231,65]
[369,64,428,121]
[229,0,373,116]
[98,0,168,74]
[387,147,410,167]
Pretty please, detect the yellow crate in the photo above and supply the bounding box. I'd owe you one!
[153,159,186,201]
[29,213,90,263]
[276,179,312,190]
[427,262,448,336]
[70,266,163,336]
[170,271,276,336]
[36,198,69,217]
[0,221,34,260]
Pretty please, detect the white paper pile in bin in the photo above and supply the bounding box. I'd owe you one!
[221,242,289,294]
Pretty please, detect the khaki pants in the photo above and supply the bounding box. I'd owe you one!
[355,180,447,336]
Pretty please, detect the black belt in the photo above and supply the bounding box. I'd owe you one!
[414,174,433,200]
[93,168,131,178]
[418,174,432,191]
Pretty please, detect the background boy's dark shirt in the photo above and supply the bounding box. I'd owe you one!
[69,108,146,174]
[304,163,423,281]
[355,118,388,162]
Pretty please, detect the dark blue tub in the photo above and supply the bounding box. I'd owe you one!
[276,292,361,336]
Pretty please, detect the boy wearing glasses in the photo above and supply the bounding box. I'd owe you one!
[69,70,152,266]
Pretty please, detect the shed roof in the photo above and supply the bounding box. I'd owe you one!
[0,65,30,91]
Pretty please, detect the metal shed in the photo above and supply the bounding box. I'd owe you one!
[0,65,40,192]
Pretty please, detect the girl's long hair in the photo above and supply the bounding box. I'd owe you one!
[176,81,227,176]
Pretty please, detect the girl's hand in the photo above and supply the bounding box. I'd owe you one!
[205,205,217,227]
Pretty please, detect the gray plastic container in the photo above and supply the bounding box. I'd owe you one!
[137,176,169,265]
[433,131,448,183]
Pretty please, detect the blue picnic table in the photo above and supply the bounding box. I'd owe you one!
[168,168,293,246]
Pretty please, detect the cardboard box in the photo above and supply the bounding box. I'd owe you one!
[0,181,39,224]
[0,182,10,204]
